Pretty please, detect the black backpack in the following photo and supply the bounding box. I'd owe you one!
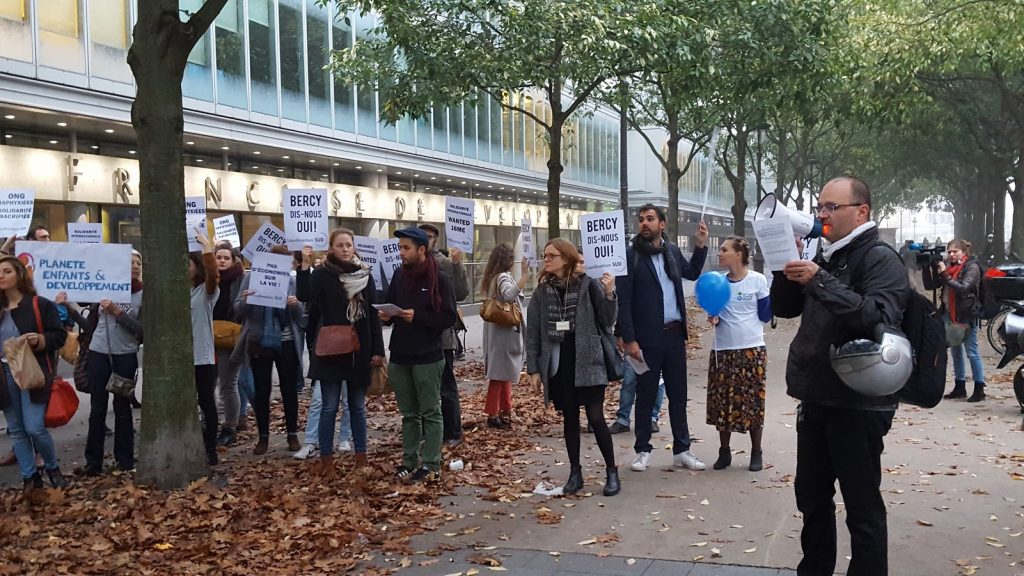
[852,241,948,408]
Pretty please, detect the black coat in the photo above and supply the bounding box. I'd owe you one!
[615,243,707,348]
[0,295,68,410]
[771,227,908,409]
[942,257,982,325]
[296,266,385,385]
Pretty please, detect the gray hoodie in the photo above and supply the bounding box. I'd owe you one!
[88,290,143,355]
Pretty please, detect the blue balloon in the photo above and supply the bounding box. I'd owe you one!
[695,272,731,316]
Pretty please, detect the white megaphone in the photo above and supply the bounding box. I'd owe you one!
[754,193,823,239]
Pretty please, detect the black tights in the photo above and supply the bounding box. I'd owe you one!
[563,403,616,469]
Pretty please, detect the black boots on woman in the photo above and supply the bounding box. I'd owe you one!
[563,466,584,494]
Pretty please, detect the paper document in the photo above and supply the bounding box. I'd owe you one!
[372,303,405,316]
[753,217,800,272]
[626,351,650,375]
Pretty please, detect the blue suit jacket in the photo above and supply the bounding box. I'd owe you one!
[615,243,707,349]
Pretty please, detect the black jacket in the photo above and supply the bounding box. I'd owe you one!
[0,295,67,410]
[771,227,908,409]
[942,257,982,325]
[615,243,707,348]
[384,268,458,365]
[296,266,385,384]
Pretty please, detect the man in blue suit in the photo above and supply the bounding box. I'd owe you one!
[616,204,709,473]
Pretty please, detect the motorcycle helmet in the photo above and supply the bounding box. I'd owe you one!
[830,326,913,397]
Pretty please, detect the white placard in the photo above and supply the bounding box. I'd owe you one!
[520,218,535,267]
[283,188,329,250]
[67,222,102,244]
[213,215,241,248]
[579,210,627,277]
[0,189,35,238]
[372,303,405,316]
[753,217,800,272]
[355,235,383,290]
[185,196,207,251]
[18,241,132,303]
[245,252,293,309]
[445,197,475,253]
[380,238,402,284]
[241,221,287,261]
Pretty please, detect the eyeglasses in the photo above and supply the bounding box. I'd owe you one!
[541,253,562,261]
[812,202,863,216]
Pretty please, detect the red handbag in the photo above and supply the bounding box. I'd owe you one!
[45,377,79,428]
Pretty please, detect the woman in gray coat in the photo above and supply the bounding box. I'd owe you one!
[527,239,620,497]
[481,243,530,429]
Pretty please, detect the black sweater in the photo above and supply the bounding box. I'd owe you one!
[384,268,458,365]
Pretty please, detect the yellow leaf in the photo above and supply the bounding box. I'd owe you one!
[153,543,173,551]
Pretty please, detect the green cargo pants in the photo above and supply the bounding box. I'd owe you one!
[389,359,445,471]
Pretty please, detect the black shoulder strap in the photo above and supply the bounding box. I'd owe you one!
[848,240,900,286]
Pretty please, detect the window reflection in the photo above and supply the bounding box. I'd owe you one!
[279,0,306,122]
[215,0,247,109]
[0,0,32,63]
[306,0,331,128]
[331,11,355,132]
[249,0,277,116]
[38,0,85,73]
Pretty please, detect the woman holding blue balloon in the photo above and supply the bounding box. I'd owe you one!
[696,236,772,472]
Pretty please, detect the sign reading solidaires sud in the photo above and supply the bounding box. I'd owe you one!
[18,241,132,304]
[579,210,627,277]
[283,188,329,250]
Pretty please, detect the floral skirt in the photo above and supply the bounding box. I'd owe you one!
[706,346,767,433]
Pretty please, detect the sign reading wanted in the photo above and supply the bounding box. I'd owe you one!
[444,197,475,253]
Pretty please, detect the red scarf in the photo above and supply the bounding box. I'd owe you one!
[400,251,441,311]
[947,262,964,322]
[131,278,143,293]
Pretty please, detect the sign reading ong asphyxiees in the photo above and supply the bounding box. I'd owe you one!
[380,238,402,284]
[0,189,35,238]
[213,215,241,248]
[18,241,132,304]
[579,210,627,277]
[284,188,329,250]
[445,197,475,253]
[242,222,286,261]
[185,196,207,251]
[355,236,383,290]
[67,222,103,244]
[246,252,293,309]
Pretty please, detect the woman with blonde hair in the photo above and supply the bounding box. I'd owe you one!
[480,243,529,428]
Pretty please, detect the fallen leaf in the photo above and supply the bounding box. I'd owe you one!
[711,547,722,558]
[744,547,757,553]
[917,520,933,527]
[691,541,708,547]
[467,554,502,567]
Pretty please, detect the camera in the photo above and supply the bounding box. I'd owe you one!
[912,244,946,291]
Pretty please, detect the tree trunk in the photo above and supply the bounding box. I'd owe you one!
[665,128,681,243]
[992,187,1006,263]
[774,134,787,204]
[546,79,564,238]
[129,0,225,489]
[1010,165,1024,260]
[730,131,749,236]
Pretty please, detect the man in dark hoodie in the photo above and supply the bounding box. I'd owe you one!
[380,227,458,484]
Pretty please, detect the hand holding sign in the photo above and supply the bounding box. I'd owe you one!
[695,221,709,248]
[579,210,627,277]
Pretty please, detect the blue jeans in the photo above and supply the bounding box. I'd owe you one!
[320,379,366,455]
[236,362,254,422]
[3,364,59,479]
[951,323,985,384]
[303,380,352,446]
[615,362,665,427]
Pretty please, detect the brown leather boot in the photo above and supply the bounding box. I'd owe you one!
[319,454,336,479]
[253,436,269,456]
[354,452,368,468]
[287,434,301,452]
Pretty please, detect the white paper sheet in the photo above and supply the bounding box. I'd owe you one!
[753,217,800,272]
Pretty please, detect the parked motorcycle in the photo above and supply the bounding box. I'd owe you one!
[987,274,1024,430]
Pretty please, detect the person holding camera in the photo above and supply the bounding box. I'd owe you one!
[936,239,986,402]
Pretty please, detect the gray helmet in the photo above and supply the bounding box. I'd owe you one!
[830,327,913,397]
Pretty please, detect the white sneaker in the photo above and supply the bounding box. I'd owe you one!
[337,440,353,453]
[292,444,317,460]
[673,451,706,471]
[631,452,652,472]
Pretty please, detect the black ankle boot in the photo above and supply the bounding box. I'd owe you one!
[713,447,732,470]
[945,380,967,399]
[563,466,583,495]
[749,450,763,472]
[46,467,68,488]
[603,466,620,496]
[967,383,986,402]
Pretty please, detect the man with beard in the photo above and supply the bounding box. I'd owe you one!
[616,204,709,473]
[380,227,458,484]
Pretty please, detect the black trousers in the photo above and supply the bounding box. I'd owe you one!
[796,402,894,576]
[251,343,300,438]
[633,326,690,455]
[441,349,462,440]
[194,364,218,455]
[85,351,137,470]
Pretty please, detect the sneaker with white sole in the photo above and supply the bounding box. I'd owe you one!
[630,452,652,472]
[673,451,706,471]
[337,440,353,452]
[292,444,317,460]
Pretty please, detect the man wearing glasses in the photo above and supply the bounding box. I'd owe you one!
[616,204,709,473]
[771,177,908,576]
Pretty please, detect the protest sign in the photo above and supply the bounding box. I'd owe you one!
[0,189,35,238]
[213,215,241,248]
[67,222,102,244]
[355,236,383,290]
[283,188,329,250]
[752,217,799,272]
[241,221,286,261]
[18,241,131,303]
[185,196,207,251]
[520,218,535,267]
[245,252,293,309]
[380,238,402,284]
[445,197,475,253]
[579,210,627,277]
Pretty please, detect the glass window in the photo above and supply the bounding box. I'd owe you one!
[215,0,248,109]
[0,0,32,63]
[449,104,463,156]
[279,0,306,122]
[183,15,214,102]
[432,105,447,153]
[103,206,141,249]
[463,100,477,159]
[489,96,502,164]
[416,115,430,149]
[354,12,376,137]
[88,0,129,82]
[398,116,415,146]
[331,11,354,132]
[306,0,330,128]
[38,0,85,73]
[248,0,277,116]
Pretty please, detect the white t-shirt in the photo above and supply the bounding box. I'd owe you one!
[714,270,770,351]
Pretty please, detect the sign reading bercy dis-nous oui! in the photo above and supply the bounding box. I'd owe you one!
[579,210,627,277]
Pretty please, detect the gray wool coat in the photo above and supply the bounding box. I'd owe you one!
[526,274,617,404]
[483,272,526,382]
